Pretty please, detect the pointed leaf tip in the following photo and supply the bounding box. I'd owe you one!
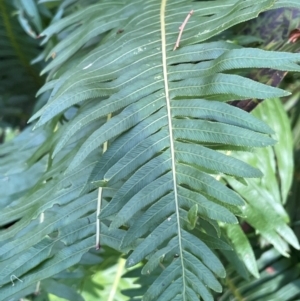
[28,111,42,124]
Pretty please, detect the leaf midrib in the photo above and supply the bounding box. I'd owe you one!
[160,0,186,298]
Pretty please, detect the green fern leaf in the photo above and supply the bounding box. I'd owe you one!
[3,0,300,300]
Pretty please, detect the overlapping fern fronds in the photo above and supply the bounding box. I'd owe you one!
[1,1,300,300]
[219,248,300,301]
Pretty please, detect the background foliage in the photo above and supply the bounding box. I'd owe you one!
[1,0,300,300]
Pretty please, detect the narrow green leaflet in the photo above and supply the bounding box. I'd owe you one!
[187,204,198,230]
[1,0,300,300]
[223,224,259,278]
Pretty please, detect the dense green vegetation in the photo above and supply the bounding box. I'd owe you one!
[1,1,300,300]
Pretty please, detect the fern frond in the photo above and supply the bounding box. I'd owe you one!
[2,1,300,300]
[224,98,299,258]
